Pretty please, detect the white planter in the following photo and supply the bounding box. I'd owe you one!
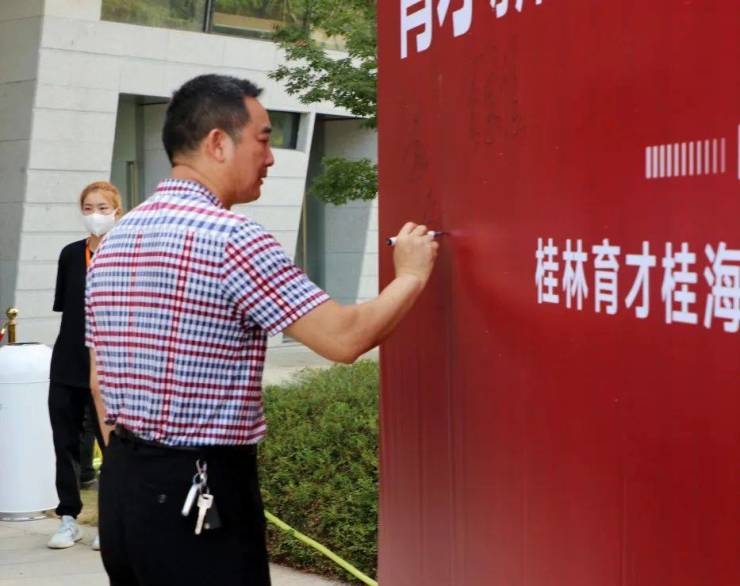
[0,343,56,520]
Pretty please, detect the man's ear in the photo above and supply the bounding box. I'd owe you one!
[203,128,231,163]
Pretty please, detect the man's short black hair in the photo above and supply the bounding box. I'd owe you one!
[162,74,262,165]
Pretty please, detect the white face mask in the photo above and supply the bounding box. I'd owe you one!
[83,212,117,237]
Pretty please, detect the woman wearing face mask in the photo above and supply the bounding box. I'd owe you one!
[47,182,122,551]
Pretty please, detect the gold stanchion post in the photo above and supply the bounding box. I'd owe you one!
[5,307,18,344]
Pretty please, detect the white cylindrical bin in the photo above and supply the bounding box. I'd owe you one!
[0,343,57,520]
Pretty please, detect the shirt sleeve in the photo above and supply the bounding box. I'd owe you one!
[84,262,96,349]
[52,248,66,312]
[222,220,330,336]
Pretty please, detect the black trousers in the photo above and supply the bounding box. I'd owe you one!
[48,381,105,518]
[99,432,271,586]
[80,404,98,483]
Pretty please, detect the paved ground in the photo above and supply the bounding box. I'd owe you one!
[0,344,377,585]
[0,518,345,585]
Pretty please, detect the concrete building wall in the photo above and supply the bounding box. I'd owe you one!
[322,119,379,305]
[141,104,169,196]
[109,95,139,208]
[1,0,376,345]
[0,1,45,339]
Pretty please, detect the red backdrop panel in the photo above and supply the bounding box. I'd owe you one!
[377,2,739,585]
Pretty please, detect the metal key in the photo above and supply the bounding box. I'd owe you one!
[194,493,213,535]
[181,480,201,517]
[182,461,208,517]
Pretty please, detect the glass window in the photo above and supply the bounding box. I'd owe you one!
[268,110,300,150]
[210,1,345,49]
[211,0,288,39]
[101,0,209,32]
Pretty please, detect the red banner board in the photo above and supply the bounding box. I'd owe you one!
[378,2,739,585]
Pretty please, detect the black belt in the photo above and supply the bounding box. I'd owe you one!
[113,425,257,456]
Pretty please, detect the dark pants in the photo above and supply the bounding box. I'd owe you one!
[48,382,105,518]
[80,405,98,484]
[99,432,271,586]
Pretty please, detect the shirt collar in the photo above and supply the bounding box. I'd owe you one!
[155,178,225,210]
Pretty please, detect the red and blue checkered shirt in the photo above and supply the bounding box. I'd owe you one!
[85,179,329,446]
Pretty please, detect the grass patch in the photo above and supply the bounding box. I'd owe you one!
[46,485,99,525]
[79,486,99,525]
[260,360,379,583]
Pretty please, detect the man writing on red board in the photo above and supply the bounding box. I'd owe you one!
[85,74,438,585]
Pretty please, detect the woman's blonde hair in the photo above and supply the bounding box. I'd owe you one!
[79,181,123,212]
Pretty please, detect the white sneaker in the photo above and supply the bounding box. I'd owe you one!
[47,516,83,549]
[91,534,100,551]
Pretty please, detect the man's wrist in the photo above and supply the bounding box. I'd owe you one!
[395,271,425,290]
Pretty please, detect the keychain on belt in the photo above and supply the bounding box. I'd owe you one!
[181,459,221,534]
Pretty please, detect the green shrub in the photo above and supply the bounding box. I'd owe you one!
[259,360,379,583]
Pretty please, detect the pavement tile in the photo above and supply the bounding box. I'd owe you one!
[0,528,24,541]
[0,535,46,553]
[0,520,347,584]
[0,520,57,538]
[0,573,108,586]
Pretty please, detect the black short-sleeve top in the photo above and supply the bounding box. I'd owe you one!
[51,239,91,388]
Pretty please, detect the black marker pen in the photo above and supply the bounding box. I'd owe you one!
[386,231,444,246]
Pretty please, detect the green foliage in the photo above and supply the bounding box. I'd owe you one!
[269,0,378,206]
[259,361,379,583]
[309,157,377,205]
[271,0,377,127]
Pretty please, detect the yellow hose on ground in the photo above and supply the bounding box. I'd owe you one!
[264,510,378,586]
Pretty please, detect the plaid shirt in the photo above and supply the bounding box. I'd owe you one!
[85,179,329,446]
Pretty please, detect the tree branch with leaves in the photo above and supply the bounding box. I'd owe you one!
[270,0,377,205]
